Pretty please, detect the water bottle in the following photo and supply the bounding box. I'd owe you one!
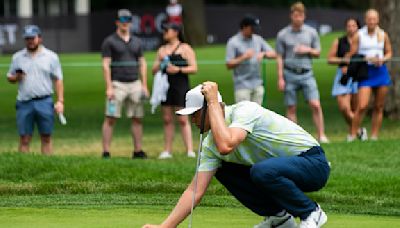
[107,99,116,116]
[160,56,170,72]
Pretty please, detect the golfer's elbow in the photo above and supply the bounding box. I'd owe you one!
[217,144,234,155]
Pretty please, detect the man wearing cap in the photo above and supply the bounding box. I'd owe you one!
[226,15,276,105]
[143,81,330,228]
[276,2,329,143]
[7,25,64,155]
[101,9,149,159]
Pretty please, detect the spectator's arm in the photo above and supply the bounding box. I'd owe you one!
[383,32,393,62]
[152,48,163,75]
[102,57,114,99]
[139,56,149,96]
[327,38,343,65]
[181,44,197,74]
[346,33,359,59]
[54,79,64,114]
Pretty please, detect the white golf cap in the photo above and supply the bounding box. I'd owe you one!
[176,85,223,115]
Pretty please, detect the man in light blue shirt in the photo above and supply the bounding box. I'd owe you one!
[226,15,276,105]
[7,25,64,155]
[143,82,330,228]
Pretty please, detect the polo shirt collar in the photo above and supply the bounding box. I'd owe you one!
[290,24,304,33]
[238,32,253,41]
[23,45,45,57]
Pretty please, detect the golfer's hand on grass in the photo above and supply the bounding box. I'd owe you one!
[201,81,219,104]
[142,224,162,228]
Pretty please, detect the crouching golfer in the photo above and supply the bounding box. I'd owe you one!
[143,82,330,228]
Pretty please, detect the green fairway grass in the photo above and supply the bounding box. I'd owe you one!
[1,32,400,226]
[0,206,399,228]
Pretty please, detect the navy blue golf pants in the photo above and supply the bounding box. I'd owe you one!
[215,146,330,220]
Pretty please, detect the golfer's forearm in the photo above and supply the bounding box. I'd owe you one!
[162,189,200,227]
[208,102,235,153]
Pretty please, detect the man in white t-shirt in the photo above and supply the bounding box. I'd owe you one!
[143,82,330,228]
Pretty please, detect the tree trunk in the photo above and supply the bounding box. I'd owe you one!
[181,0,207,46]
[371,0,400,119]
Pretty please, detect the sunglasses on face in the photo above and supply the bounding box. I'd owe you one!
[118,16,132,23]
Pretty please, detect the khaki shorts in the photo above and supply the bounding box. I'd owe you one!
[105,80,144,118]
[234,85,264,105]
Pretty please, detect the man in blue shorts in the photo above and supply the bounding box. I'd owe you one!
[7,25,64,155]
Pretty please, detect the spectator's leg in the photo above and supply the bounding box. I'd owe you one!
[19,135,32,153]
[131,117,143,152]
[351,87,372,137]
[102,117,117,153]
[175,107,193,153]
[162,106,175,153]
[286,105,297,123]
[250,147,330,220]
[336,94,354,127]
[234,89,251,103]
[371,86,388,138]
[215,161,284,216]
[40,134,52,155]
[252,85,265,105]
[308,100,327,140]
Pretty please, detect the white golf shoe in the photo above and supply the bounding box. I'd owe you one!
[299,204,327,228]
[187,151,196,158]
[158,151,173,159]
[254,212,296,228]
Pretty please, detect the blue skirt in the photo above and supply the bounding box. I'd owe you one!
[331,68,358,97]
[358,64,391,88]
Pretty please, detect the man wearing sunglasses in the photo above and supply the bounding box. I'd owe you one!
[101,9,149,159]
[7,25,64,155]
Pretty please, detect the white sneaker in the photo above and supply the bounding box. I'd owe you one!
[318,136,330,144]
[299,204,327,228]
[158,151,172,159]
[254,212,296,228]
[357,127,368,141]
[187,151,196,158]
[346,135,356,142]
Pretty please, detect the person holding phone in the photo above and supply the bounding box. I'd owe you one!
[7,25,64,155]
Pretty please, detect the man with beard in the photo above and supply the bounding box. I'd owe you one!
[7,25,64,155]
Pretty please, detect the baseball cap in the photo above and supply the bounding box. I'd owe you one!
[23,25,41,38]
[240,15,260,28]
[176,85,223,115]
[117,9,132,22]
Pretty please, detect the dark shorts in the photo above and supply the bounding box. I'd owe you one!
[16,96,54,136]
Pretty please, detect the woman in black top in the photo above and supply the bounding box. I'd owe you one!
[152,23,198,159]
[327,18,365,141]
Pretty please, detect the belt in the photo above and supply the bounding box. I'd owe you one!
[31,95,51,101]
[299,146,324,157]
[284,66,310,75]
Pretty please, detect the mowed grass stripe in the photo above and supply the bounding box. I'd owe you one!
[0,207,399,228]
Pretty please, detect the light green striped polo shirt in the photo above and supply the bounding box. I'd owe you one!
[198,101,320,172]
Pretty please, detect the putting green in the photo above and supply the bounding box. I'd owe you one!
[0,206,399,228]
